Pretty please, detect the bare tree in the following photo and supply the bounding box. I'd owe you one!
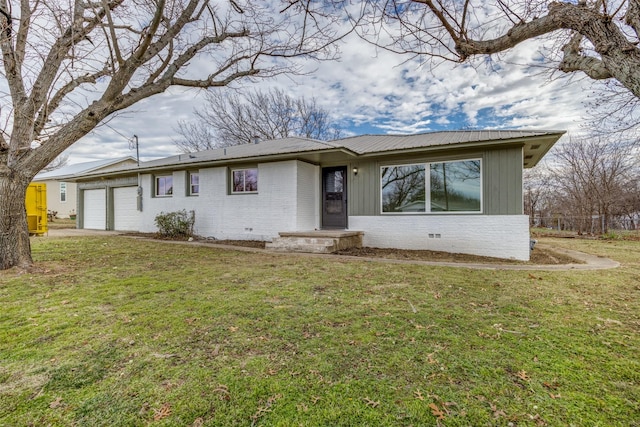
[173,88,341,151]
[548,137,635,234]
[0,0,342,270]
[615,171,640,229]
[357,1,640,127]
[585,81,640,133]
[523,166,554,228]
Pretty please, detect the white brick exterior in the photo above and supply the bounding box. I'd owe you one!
[91,159,531,260]
[295,161,320,230]
[348,215,531,261]
[139,160,319,241]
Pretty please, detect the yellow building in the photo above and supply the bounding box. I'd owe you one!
[25,183,47,235]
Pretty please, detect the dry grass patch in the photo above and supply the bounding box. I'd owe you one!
[334,245,579,264]
[129,233,581,265]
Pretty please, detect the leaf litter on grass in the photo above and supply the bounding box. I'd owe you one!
[0,235,638,426]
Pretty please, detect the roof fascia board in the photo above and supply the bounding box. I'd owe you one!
[140,147,357,171]
[355,133,564,161]
[523,134,561,168]
[35,157,137,181]
[355,139,526,158]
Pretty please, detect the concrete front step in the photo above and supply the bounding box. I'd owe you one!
[266,230,364,254]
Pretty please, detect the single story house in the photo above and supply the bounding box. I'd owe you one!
[33,157,137,218]
[72,130,564,261]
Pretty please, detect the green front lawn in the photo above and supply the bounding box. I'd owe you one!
[1,236,638,426]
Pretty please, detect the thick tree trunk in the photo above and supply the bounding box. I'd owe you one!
[0,173,33,270]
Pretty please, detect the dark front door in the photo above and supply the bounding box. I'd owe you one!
[322,166,347,229]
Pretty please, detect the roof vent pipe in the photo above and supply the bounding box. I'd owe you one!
[252,135,260,144]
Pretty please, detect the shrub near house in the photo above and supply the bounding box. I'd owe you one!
[154,210,195,238]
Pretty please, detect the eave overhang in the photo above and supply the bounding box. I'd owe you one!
[70,130,565,182]
[71,147,359,182]
[350,132,565,168]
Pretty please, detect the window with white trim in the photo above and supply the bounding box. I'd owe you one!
[155,175,173,197]
[231,168,258,193]
[381,159,481,213]
[188,172,199,196]
[60,182,67,202]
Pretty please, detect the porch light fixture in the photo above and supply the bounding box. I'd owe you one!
[352,166,358,175]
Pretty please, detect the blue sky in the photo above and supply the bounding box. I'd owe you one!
[64,32,590,164]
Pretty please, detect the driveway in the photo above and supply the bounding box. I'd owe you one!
[41,228,123,237]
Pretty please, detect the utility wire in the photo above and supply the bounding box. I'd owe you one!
[101,121,136,146]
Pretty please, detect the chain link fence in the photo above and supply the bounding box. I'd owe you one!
[530,215,640,234]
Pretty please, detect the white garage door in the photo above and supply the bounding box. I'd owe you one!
[113,187,139,231]
[83,189,106,229]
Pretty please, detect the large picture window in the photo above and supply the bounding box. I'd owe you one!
[155,175,173,197]
[232,168,258,193]
[381,159,481,213]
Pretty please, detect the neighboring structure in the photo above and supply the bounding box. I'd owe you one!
[71,130,564,261]
[33,157,138,218]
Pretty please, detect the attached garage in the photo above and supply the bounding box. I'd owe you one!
[83,189,106,229]
[113,186,140,231]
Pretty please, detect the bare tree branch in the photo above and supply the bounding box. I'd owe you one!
[560,32,612,79]
[40,153,68,172]
[101,0,124,66]
[0,0,346,269]
[626,0,640,39]
[33,67,110,137]
[173,87,341,151]
[359,0,640,102]
[15,0,31,65]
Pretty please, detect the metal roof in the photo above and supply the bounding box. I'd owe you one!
[339,130,564,154]
[140,130,564,168]
[137,137,346,170]
[72,130,565,179]
[34,157,138,180]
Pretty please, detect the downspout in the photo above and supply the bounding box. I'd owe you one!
[137,172,143,212]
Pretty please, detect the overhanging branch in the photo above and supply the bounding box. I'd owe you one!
[33,68,111,137]
[560,32,612,80]
[172,68,260,88]
[626,0,640,39]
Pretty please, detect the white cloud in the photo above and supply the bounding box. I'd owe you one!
[64,27,594,163]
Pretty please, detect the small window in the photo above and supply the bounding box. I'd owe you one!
[60,182,67,203]
[155,175,173,197]
[188,172,199,196]
[231,168,258,193]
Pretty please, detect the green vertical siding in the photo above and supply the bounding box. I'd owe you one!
[483,147,523,215]
[348,161,378,216]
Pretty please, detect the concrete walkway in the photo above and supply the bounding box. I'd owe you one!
[43,228,123,237]
[40,229,620,271]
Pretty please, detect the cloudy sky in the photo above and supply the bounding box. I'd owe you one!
[63,29,593,165]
